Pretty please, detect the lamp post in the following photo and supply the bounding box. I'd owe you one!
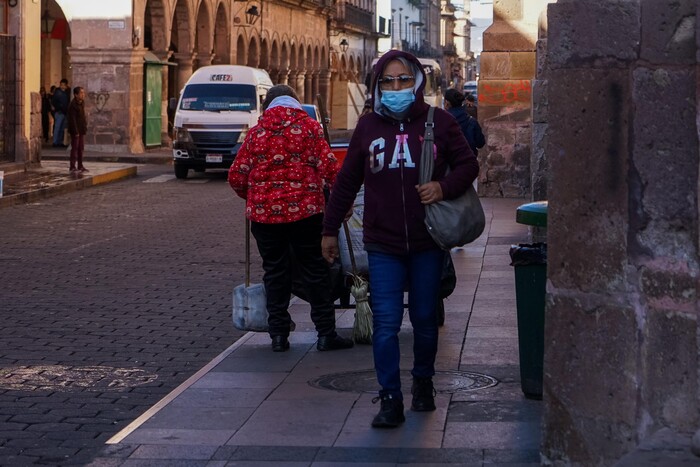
[41,8,54,37]
[339,38,349,54]
[245,5,260,25]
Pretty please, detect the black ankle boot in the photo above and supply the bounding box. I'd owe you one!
[317,333,354,351]
[371,394,405,428]
[411,377,436,412]
[271,335,289,352]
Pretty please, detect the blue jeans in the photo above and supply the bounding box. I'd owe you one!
[53,112,66,145]
[368,249,444,400]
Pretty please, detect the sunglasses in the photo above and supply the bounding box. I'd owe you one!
[379,75,415,87]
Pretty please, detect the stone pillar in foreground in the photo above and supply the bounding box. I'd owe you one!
[542,0,699,464]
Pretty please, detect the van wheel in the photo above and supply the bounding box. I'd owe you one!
[174,165,188,179]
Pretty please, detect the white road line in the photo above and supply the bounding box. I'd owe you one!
[143,174,177,183]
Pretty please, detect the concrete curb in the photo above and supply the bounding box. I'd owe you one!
[40,154,172,165]
[0,166,137,209]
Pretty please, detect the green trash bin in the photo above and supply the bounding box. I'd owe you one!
[510,201,548,400]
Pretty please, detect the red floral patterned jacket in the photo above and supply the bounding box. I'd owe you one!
[228,105,339,224]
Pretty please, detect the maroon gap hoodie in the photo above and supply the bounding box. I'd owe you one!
[322,50,480,255]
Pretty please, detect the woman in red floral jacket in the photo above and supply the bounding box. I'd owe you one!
[228,84,354,353]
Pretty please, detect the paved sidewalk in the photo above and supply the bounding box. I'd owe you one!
[89,197,542,466]
[0,147,173,208]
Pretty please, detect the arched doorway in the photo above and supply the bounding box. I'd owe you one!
[40,0,71,147]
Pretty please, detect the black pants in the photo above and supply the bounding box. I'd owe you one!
[251,214,336,338]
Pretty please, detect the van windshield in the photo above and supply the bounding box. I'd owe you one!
[180,84,257,112]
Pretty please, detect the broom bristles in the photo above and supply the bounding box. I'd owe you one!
[350,274,373,344]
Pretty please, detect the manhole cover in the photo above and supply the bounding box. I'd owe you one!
[0,365,158,391]
[309,369,497,394]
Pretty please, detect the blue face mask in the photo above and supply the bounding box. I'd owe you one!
[381,89,415,114]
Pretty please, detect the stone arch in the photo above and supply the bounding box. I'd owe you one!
[260,37,270,71]
[279,41,290,85]
[269,39,280,81]
[170,0,192,55]
[142,0,169,52]
[247,36,260,68]
[194,0,213,68]
[212,2,229,65]
[42,0,73,88]
[289,43,297,75]
[305,44,313,71]
[235,34,246,65]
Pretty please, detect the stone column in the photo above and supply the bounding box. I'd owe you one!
[153,50,173,146]
[294,71,306,103]
[287,71,297,93]
[542,0,699,464]
[304,72,313,104]
[68,48,146,154]
[318,69,331,114]
[197,53,215,68]
[278,69,289,86]
[311,72,320,104]
[477,0,551,197]
[173,52,196,94]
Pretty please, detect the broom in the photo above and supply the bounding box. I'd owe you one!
[316,93,372,344]
[343,222,372,344]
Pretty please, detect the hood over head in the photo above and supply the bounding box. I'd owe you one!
[370,50,427,120]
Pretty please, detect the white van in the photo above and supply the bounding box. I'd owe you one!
[171,65,273,179]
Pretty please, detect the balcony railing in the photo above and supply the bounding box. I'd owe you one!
[335,4,373,33]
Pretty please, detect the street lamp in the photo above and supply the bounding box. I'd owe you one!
[41,8,54,37]
[233,1,261,27]
[339,38,349,54]
[246,5,260,25]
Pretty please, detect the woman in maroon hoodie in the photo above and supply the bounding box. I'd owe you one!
[322,51,479,428]
[229,85,354,354]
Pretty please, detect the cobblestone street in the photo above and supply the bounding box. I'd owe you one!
[0,166,255,465]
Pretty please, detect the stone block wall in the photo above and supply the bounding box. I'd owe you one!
[68,48,146,154]
[541,0,699,464]
[478,0,553,198]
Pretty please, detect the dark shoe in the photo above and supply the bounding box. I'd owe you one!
[411,377,436,412]
[271,336,289,352]
[317,333,354,351]
[79,167,89,173]
[371,394,405,428]
[69,168,77,174]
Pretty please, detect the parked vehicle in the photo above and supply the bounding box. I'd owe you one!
[170,65,273,179]
[301,104,322,124]
[463,80,478,100]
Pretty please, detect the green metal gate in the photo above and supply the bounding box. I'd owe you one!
[143,62,162,147]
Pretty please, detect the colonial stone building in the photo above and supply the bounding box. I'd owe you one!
[34,0,380,155]
[6,0,700,463]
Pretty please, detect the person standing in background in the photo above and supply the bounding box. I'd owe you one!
[444,88,486,157]
[51,79,70,148]
[39,87,51,143]
[228,84,354,354]
[67,86,88,173]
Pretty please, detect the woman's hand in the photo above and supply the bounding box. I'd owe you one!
[415,182,444,205]
[322,235,340,263]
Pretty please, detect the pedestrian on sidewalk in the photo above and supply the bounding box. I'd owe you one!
[321,50,479,428]
[228,84,354,354]
[67,86,88,173]
[444,88,486,156]
[51,78,70,148]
